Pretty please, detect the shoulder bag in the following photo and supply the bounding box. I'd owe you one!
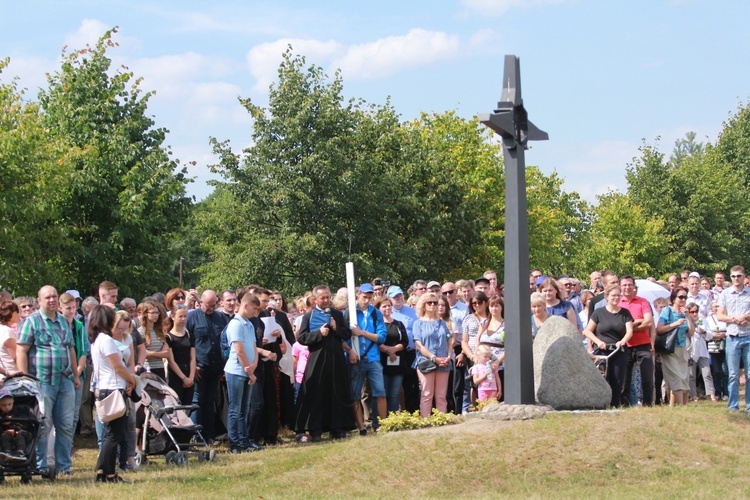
[95,339,128,423]
[654,307,678,354]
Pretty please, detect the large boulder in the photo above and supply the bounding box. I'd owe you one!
[533,316,611,410]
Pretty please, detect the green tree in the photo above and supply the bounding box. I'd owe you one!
[38,29,192,296]
[567,191,673,277]
[199,51,489,294]
[0,59,70,293]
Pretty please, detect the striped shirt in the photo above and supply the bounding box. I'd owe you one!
[17,310,74,385]
[717,286,750,337]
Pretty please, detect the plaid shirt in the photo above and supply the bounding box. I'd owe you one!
[17,310,74,385]
[718,286,750,338]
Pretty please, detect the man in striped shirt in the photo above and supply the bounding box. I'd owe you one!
[17,285,80,475]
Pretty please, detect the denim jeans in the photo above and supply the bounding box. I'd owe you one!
[725,335,750,410]
[72,383,83,434]
[225,373,253,448]
[349,359,386,401]
[382,373,404,413]
[37,377,76,472]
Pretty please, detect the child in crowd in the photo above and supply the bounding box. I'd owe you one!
[0,388,31,460]
[470,345,501,402]
[292,340,310,442]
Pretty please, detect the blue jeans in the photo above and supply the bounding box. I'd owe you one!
[226,373,253,448]
[37,377,76,472]
[349,359,386,401]
[725,335,750,410]
[382,373,404,413]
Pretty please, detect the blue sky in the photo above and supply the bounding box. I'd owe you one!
[2,0,749,202]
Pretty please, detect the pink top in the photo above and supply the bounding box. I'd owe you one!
[470,362,497,391]
[292,341,310,384]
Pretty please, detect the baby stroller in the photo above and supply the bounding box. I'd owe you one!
[134,373,215,466]
[0,374,56,484]
[593,345,621,378]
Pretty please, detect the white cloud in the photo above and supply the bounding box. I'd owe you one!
[246,38,343,93]
[63,19,111,50]
[1,56,54,96]
[333,29,461,81]
[461,0,564,16]
[245,29,462,92]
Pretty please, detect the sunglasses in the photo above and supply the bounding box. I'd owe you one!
[425,301,438,306]
[676,295,687,300]
[175,295,186,301]
[731,274,744,279]
[471,301,485,306]
[442,289,456,295]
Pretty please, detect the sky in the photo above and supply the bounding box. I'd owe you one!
[2,0,749,203]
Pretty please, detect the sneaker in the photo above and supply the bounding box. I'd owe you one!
[245,441,265,452]
[59,470,74,477]
[359,428,367,437]
[12,450,25,459]
[310,434,323,443]
[296,434,309,443]
[230,446,242,454]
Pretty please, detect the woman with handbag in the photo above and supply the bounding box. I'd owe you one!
[656,287,695,406]
[90,305,136,483]
[414,293,453,417]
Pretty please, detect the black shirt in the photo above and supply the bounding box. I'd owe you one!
[590,307,633,345]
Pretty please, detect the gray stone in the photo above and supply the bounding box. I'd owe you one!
[533,316,611,410]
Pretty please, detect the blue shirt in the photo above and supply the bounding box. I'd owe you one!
[413,319,452,372]
[224,316,256,378]
[345,305,386,363]
[659,306,689,347]
[392,305,418,350]
[186,309,228,371]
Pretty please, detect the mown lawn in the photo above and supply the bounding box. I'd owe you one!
[3,400,749,498]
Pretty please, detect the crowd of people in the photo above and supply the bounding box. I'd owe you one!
[0,265,749,483]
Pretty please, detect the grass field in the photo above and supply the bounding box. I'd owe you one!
[2,400,749,499]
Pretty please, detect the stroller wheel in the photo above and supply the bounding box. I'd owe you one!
[175,451,188,466]
[134,450,145,466]
[165,451,177,465]
[21,472,32,484]
[197,451,206,462]
[208,449,217,462]
[46,468,57,481]
[0,470,5,484]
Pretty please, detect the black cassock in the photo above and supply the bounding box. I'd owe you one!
[294,307,355,435]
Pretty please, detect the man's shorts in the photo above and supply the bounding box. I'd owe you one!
[349,359,386,400]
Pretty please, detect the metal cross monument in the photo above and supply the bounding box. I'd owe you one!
[479,55,548,405]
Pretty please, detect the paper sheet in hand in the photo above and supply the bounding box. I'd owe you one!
[261,316,281,341]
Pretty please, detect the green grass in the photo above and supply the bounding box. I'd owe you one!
[4,400,750,498]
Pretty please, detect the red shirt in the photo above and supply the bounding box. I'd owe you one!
[618,295,652,347]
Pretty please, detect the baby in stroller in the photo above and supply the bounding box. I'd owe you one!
[0,389,31,461]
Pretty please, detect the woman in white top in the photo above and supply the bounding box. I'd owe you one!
[0,301,20,381]
[90,305,136,484]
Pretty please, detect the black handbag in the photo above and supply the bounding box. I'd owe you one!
[417,358,437,374]
[654,328,678,354]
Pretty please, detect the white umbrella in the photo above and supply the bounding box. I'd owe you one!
[635,279,671,306]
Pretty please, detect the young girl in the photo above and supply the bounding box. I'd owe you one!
[470,345,501,402]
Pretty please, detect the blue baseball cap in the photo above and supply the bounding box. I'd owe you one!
[359,283,374,294]
[0,388,13,400]
[387,286,404,297]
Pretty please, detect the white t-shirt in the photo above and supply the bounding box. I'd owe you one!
[0,324,18,379]
[93,334,127,391]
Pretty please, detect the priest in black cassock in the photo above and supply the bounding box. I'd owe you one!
[294,285,355,441]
